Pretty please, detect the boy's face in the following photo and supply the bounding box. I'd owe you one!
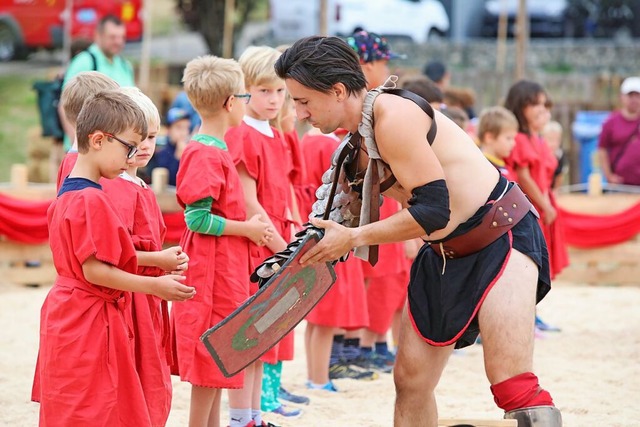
[132,122,159,168]
[492,127,517,159]
[96,129,142,179]
[168,119,191,145]
[245,82,286,121]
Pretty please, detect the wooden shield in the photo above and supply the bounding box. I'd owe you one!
[200,232,337,377]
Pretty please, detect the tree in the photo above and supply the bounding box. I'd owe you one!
[176,0,263,57]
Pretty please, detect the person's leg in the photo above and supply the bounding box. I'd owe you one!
[189,385,220,427]
[393,308,454,427]
[391,308,403,353]
[228,366,254,427]
[479,249,559,423]
[251,361,264,425]
[307,323,335,386]
[304,322,313,378]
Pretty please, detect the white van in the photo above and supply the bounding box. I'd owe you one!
[269,0,450,43]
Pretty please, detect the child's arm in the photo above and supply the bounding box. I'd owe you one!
[237,164,289,253]
[137,246,189,273]
[515,166,557,225]
[289,184,303,227]
[184,197,273,245]
[82,256,196,301]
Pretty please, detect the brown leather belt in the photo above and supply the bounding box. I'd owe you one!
[430,184,536,259]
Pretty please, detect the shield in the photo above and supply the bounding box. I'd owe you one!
[200,232,337,377]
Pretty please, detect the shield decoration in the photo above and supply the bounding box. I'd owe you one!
[200,232,337,377]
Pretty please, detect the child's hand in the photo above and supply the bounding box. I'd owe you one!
[157,246,189,272]
[245,214,274,246]
[153,274,196,301]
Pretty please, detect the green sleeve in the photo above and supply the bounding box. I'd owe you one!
[184,197,227,236]
[62,51,96,87]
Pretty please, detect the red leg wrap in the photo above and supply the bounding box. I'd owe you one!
[490,372,554,412]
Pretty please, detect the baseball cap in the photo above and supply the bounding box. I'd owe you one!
[620,77,640,95]
[166,107,190,126]
[346,30,406,63]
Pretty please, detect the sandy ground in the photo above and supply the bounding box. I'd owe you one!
[1,281,639,427]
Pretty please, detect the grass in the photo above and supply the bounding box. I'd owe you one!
[0,73,47,182]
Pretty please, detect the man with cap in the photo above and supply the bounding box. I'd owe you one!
[597,76,640,186]
[346,30,405,89]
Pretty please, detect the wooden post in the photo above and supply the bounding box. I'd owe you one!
[151,167,169,194]
[515,0,528,81]
[138,0,152,93]
[495,0,508,100]
[61,0,73,67]
[319,0,328,36]
[223,0,236,58]
[10,164,28,189]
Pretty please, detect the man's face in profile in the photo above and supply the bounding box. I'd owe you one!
[96,21,126,58]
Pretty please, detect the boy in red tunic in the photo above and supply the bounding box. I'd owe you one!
[33,90,195,427]
[102,87,189,427]
[226,46,301,418]
[56,71,119,190]
[477,106,519,182]
[170,56,274,427]
[300,130,372,391]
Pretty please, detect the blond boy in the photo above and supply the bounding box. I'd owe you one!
[170,55,273,427]
[478,106,519,180]
[226,45,303,418]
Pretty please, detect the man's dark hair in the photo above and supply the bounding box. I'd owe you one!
[504,79,546,135]
[98,14,124,32]
[275,36,367,96]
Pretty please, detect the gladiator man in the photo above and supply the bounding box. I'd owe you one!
[275,36,562,427]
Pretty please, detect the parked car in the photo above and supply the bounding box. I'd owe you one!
[480,0,640,39]
[269,0,450,43]
[0,0,143,61]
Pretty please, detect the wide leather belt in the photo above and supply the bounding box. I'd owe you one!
[430,184,535,259]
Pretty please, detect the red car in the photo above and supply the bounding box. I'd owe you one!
[0,0,142,61]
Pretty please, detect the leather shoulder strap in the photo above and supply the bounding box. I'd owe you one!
[384,88,438,145]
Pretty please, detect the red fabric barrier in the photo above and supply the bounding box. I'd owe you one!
[0,193,51,244]
[3,190,637,249]
[558,200,640,248]
[0,192,186,245]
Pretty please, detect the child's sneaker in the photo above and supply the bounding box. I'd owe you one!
[305,380,338,392]
[535,315,561,332]
[329,361,378,380]
[269,404,302,418]
[278,386,310,405]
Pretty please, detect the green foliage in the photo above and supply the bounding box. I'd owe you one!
[0,74,44,181]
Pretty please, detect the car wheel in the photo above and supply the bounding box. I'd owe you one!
[0,22,17,61]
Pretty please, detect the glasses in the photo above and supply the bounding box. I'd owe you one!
[223,93,251,107]
[104,133,138,159]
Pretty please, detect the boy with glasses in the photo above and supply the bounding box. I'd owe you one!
[170,55,275,427]
[55,71,120,190]
[33,90,195,426]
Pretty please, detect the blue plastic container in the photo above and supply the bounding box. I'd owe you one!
[571,111,611,183]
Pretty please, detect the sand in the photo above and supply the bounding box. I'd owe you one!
[1,281,639,427]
